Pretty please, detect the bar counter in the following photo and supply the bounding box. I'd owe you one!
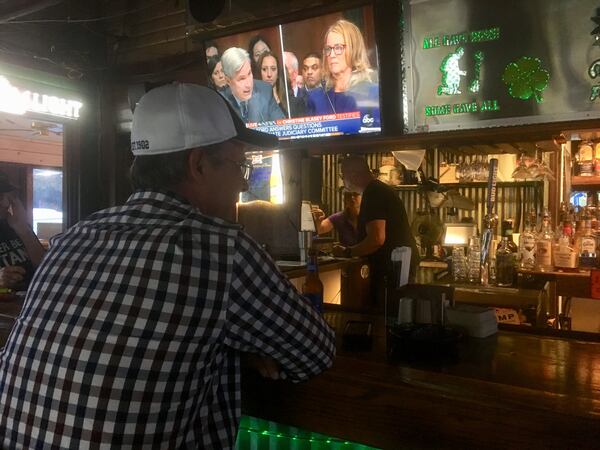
[2,295,600,448]
[242,308,600,449]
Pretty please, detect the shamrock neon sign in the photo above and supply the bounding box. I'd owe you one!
[502,56,549,103]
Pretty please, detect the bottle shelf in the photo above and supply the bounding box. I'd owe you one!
[571,175,600,190]
[394,181,542,190]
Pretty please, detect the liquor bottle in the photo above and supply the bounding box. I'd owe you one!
[553,221,578,271]
[594,141,600,177]
[497,219,518,254]
[519,210,537,270]
[535,208,554,272]
[302,248,324,313]
[578,140,594,177]
[496,237,515,287]
[578,219,597,269]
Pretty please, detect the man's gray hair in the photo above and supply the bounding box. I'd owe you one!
[284,51,298,71]
[221,47,250,78]
[129,150,192,191]
[129,145,227,191]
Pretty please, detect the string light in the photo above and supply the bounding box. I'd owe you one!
[237,424,376,448]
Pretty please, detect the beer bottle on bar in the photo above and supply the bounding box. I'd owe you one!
[303,247,324,313]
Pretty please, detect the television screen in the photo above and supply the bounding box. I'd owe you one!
[402,0,600,133]
[204,5,380,140]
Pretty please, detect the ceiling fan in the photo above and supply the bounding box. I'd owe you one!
[29,121,63,136]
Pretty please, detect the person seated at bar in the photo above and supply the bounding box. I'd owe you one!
[0,174,45,290]
[312,190,361,247]
[0,83,335,449]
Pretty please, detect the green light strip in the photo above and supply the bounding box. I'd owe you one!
[236,415,379,449]
[240,426,353,445]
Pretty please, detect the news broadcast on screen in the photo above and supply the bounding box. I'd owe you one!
[204,5,380,140]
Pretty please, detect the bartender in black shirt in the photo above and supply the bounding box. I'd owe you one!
[0,174,45,289]
[333,156,418,305]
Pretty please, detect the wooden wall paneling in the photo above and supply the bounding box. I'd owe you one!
[0,135,62,167]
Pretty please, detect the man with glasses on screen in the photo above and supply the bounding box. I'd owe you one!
[0,83,335,449]
[220,46,285,124]
[306,19,380,131]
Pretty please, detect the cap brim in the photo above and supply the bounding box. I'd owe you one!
[223,98,279,150]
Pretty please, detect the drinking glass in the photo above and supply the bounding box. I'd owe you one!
[452,246,467,283]
[467,236,481,284]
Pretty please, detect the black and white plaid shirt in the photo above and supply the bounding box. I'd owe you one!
[0,191,335,449]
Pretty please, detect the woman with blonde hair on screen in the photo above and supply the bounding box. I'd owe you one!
[306,19,380,129]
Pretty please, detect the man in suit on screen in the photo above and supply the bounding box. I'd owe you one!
[220,47,285,124]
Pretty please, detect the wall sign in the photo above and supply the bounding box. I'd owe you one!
[403,0,600,133]
[0,75,83,120]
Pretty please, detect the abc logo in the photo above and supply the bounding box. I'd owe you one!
[362,114,374,126]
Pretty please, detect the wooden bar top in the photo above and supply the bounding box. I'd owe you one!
[519,268,592,297]
[242,308,600,449]
[3,294,599,448]
[276,256,365,279]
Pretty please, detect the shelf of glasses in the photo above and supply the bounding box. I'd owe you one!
[393,181,542,190]
[571,176,600,189]
[441,181,542,188]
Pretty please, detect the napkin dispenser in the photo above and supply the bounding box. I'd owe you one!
[391,246,411,288]
[299,201,316,263]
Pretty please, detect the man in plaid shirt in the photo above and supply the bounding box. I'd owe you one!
[0,83,336,449]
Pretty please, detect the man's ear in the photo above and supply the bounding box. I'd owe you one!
[188,148,205,182]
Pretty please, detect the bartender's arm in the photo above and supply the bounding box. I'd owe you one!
[333,219,385,257]
[312,207,334,235]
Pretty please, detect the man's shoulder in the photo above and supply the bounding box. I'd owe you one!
[327,211,344,223]
[253,79,272,95]
[307,87,327,101]
[80,192,242,234]
[298,87,308,99]
[219,86,236,103]
[365,179,393,195]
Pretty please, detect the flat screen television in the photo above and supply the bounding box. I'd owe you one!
[204,5,380,140]
[402,0,600,133]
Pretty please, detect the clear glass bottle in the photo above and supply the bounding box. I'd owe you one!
[535,208,554,272]
[553,226,578,271]
[496,237,515,287]
[519,210,537,270]
[578,140,594,176]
